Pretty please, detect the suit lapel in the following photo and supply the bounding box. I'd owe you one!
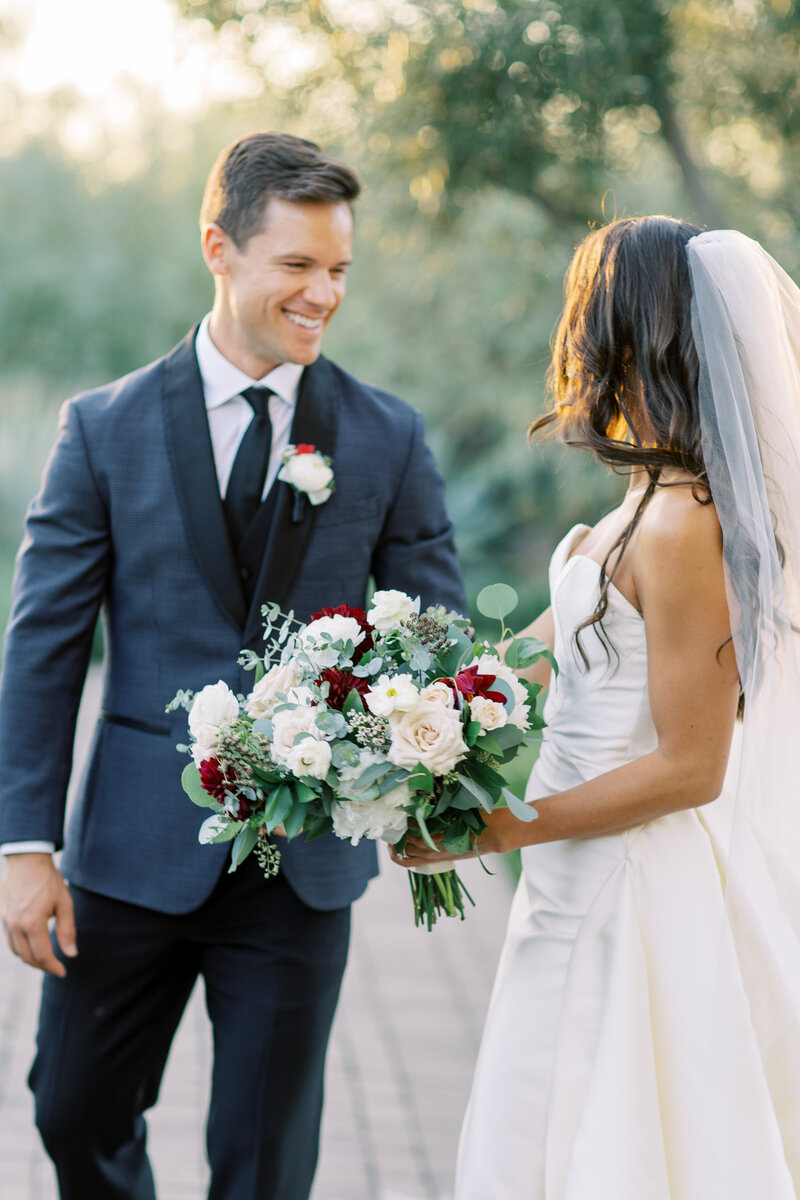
[242,356,340,647]
[162,329,248,630]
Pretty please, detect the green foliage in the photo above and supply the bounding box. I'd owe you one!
[476,583,518,622]
[3,0,800,654]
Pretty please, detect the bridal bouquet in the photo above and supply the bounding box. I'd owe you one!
[170,585,552,928]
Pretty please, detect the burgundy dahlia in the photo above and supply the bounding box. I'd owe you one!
[199,758,252,820]
[316,668,370,711]
[308,603,375,660]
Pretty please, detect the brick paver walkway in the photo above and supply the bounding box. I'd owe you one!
[0,672,513,1200]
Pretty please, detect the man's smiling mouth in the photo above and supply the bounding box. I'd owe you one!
[283,309,324,330]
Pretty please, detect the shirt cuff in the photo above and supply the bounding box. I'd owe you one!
[0,841,56,855]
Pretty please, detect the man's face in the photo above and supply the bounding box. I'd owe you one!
[214,197,354,373]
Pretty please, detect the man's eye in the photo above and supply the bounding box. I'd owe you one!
[283,262,306,269]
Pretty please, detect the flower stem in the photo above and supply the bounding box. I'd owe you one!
[410,868,476,929]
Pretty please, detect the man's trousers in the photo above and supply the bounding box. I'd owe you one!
[29,856,351,1200]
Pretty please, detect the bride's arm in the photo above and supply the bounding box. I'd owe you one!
[399,495,740,865]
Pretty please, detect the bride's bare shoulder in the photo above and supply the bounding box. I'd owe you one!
[634,482,723,581]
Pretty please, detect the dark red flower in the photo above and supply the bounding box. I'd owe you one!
[454,665,507,706]
[295,444,316,455]
[316,668,370,710]
[308,603,374,660]
[199,758,251,820]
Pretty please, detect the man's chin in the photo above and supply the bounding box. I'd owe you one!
[287,341,323,366]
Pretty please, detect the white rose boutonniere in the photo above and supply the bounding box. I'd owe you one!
[278,443,334,506]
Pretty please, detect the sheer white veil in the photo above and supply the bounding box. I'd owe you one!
[687,231,800,1082]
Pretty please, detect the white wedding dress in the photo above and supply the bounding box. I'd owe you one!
[455,524,800,1200]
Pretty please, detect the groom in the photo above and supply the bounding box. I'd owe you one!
[0,132,466,1199]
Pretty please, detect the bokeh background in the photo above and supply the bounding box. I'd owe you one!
[1,0,798,644]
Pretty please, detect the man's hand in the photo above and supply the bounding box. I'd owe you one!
[0,853,77,977]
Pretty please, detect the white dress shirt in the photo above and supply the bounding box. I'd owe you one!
[2,317,305,857]
[195,313,303,498]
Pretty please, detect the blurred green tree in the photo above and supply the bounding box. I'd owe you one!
[168,0,800,237]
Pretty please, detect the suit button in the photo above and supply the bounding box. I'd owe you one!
[240,566,252,580]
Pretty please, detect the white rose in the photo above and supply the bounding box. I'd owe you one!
[387,703,467,775]
[278,451,334,504]
[189,681,239,738]
[286,737,332,780]
[271,707,324,768]
[419,681,456,708]
[191,724,219,767]
[364,673,420,719]
[297,614,365,670]
[367,589,420,634]
[246,663,301,719]
[331,781,411,846]
[470,696,508,733]
[474,653,530,730]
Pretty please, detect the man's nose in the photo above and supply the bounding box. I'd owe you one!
[304,270,340,308]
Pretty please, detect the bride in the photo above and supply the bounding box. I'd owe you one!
[395,217,800,1198]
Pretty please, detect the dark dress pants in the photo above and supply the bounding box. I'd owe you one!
[28,856,351,1200]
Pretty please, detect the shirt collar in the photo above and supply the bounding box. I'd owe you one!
[195,313,303,411]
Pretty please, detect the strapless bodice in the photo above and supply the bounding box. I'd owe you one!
[529,524,656,798]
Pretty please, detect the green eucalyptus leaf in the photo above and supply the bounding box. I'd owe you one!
[229,823,259,869]
[263,784,293,830]
[282,799,306,841]
[474,730,504,757]
[456,773,495,813]
[492,724,525,751]
[342,688,366,716]
[502,786,538,824]
[405,765,434,794]
[445,785,481,811]
[414,805,440,853]
[377,768,412,798]
[466,758,506,792]
[301,812,333,842]
[465,720,482,748]
[331,740,361,770]
[199,814,239,843]
[441,830,473,855]
[293,777,319,806]
[182,762,220,809]
[487,678,515,710]
[476,583,518,621]
[440,624,474,675]
[315,710,348,738]
[503,636,552,669]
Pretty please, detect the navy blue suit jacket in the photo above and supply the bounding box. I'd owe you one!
[0,331,466,912]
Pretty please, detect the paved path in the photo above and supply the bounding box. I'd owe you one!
[0,673,514,1200]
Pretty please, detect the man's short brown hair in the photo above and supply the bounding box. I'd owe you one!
[200,131,361,248]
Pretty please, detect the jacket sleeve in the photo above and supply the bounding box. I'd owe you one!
[0,399,111,845]
[371,410,468,617]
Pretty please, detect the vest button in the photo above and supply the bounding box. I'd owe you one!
[240,566,252,580]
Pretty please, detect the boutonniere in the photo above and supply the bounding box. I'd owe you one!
[278,444,334,521]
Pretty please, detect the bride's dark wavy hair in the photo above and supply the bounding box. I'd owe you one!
[530,215,706,666]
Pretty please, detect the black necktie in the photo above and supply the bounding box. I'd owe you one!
[224,386,273,550]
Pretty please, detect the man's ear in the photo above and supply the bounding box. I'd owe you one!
[201,223,232,277]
